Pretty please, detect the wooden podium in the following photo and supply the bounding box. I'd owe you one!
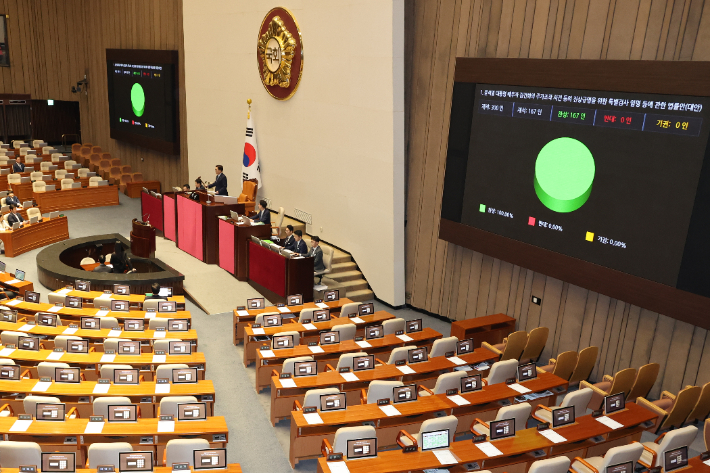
[130,218,156,258]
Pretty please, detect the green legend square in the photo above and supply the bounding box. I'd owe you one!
[479,204,486,212]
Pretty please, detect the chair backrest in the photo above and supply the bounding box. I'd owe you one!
[568,346,599,385]
[32,181,46,192]
[607,367,637,397]
[550,350,578,380]
[110,158,121,167]
[78,168,90,178]
[40,161,51,170]
[298,308,316,323]
[598,442,644,471]
[495,402,532,431]
[120,174,132,184]
[133,173,143,182]
[149,318,169,330]
[99,364,134,380]
[386,345,417,364]
[55,169,67,179]
[485,359,519,385]
[651,425,699,467]
[121,165,132,174]
[103,338,127,352]
[159,396,199,417]
[332,324,356,341]
[37,362,70,379]
[627,363,660,402]
[282,356,314,375]
[141,299,160,312]
[304,387,340,409]
[165,439,211,467]
[80,257,95,265]
[383,318,405,335]
[499,330,528,360]
[322,246,334,271]
[61,178,75,189]
[156,363,189,380]
[100,316,119,329]
[520,326,549,362]
[416,415,458,444]
[89,153,101,163]
[332,426,377,458]
[87,443,133,469]
[64,160,76,169]
[93,396,131,418]
[240,180,257,201]
[253,311,280,326]
[53,335,81,350]
[153,339,179,352]
[91,146,102,154]
[430,336,458,358]
[366,380,403,404]
[272,331,300,348]
[432,371,467,395]
[0,441,42,468]
[528,457,572,473]
[339,302,359,318]
[559,387,594,418]
[7,173,20,184]
[275,206,285,228]
[30,171,43,181]
[92,297,111,309]
[336,352,368,371]
[23,396,60,416]
[98,160,110,170]
[662,385,702,431]
[27,207,40,220]
[0,331,23,346]
[686,381,710,425]
[89,176,103,186]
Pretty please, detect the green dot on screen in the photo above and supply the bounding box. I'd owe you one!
[534,137,595,213]
[131,83,145,117]
[479,204,486,212]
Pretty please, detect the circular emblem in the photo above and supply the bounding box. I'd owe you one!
[257,7,303,100]
[131,83,145,117]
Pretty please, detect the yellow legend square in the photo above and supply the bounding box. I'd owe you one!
[585,232,594,242]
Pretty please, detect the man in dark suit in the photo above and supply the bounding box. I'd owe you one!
[307,236,326,272]
[145,282,168,300]
[7,205,24,228]
[5,192,19,208]
[92,254,112,273]
[12,160,24,173]
[206,165,228,195]
[251,200,270,225]
[283,225,296,251]
[293,230,307,255]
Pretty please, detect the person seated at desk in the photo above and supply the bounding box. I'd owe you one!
[194,178,206,191]
[293,230,307,255]
[182,183,190,192]
[251,200,270,225]
[6,205,24,227]
[12,160,24,173]
[110,241,134,274]
[307,236,326,272]
[206,165,228,196]
[283,225,296,251]
[5,191,19,208]
[93,254,112,273]
[145,282,167,300]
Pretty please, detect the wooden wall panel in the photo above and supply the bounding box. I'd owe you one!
[405,0,710,397]
[0,0,187,190]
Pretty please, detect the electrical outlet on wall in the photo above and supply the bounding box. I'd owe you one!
[531,296,542,305]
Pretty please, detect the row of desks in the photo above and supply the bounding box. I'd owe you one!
[52,288,186,309]
[2,299,192,322]
[0,216,69,257]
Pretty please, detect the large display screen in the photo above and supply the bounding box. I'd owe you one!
[441,82,710,299]
[106,49,179,154]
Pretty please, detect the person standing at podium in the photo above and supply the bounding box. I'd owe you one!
[207,165,228,195]
[110,241,133,274]
[250,200,270,225]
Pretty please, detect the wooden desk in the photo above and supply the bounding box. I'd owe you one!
[0,271,33,295]
[125,180,161,198]
[270,346,499,425]
[294,371,568,467]
[248,241,314,302]
[0,216,69,257]
[255,327,442,392]
[1,300,192,323]
[243,310,396,366]
[51,289,186,310]
[233,298,353,345]
[450,313,517,348]
[0,467,241,473]
[315,402,657,473]
[218,218,272,280]
[33,185,120,213]
[12,178,90,202]
[0,171,33,191]
[0,379,216,418]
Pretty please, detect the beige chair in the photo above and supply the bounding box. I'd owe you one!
[430,336,458,358]
[155,364,189,380]
[424,371,468,395]
[298,308,317,323]
[532,387,593,423]
[26,207,40,220]
[23,396,60,416]
[0,441,42,468]
[362,380,403,404]
[397,415,458,448]
[80,257,95,265]
[87,443,133,469]
[638,425,698,468]
[315,245,333,283]
[103,338,128,352]
[99,364,134,380]
[520,326,549,363]
[7,174,20,185]
[40,161,53,171]
[483,359,519,385]
[93,397,132,418]
[627,363,660,402]
[528,457,572,473]
[471,402,531,436]
[383,345,417,365]
[32,181,46,192]
[569,443,644,473]
[272,206,285,237]
[37,362,70,379]
[685,381,710,425]
[158,396,198,417]
[333,352,368,371]
[568,346,599,387]
[538,350,578,380]
[53,335,82,350]
[637,385,701,432]
[280,356,315,376]
[299,387,340,411]
[132,172,143,182]
[89,176,103,187]
[339,302,359,318]
[29,171,43,182]
[51,153,65,163]
[64,160,77,169]
[382,318,406,335]
[164,439,210,467]
[331,324,356,342]
[55,169,67,180]
[78,168,91,178]
[580,367,637,411]
[322,426,376,459]
[482,330,527,361]
[61,178,74,190]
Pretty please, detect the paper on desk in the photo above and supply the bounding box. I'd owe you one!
[153,331,166,338]
[252,328,265,335]
[278,307,291,313]
[302,323,317,331]
[96,310,110,317]
[100,354,116,362]
[260,350,275,358]
[540,429,567,443]
[5,299,22,306]
[341,372,359,382]
[396,365,415,375]
[704,460,710,467]
[236,310,250,316]
[596,416,624,430]
[9,419,33,431]
[508,383,531,394]
[47,305,62,313]
[4,279,21,285]
[18,324,34,332]
[433,449,458,465]
[355,340,371,348]
[46,351,63,360]
[93,384,111,394]
[31,381,52,392]
[0,347,15,356]
[475,441,503,457]
[56,288,71,296]
[62,327,78,335]
[303,412,324,425]
[107,330,122,337]
[379,404,401,417]
[145,313,156,319]
[326,462,349,473]
[84,422,105,433]
[152,355,166,363]
[309,346,325,354]
[447,356,467,365]
[155,384,171,394]
[315,302,329,309]
[349,317,365,324]
[157,420,175,432]
[279,378,297,388]
[396,334,413,342]
[447,395,470,406]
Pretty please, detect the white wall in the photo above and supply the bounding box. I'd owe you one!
[183,0,405,305]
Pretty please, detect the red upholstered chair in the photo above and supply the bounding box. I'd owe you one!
[121,165,132,175]
[110,158,122,167]
[90,146,102,155]
[71,143,82,159]
[89,153,102,171]
[132,173,143,182]
[238,180,258,214]
[119,174,132,192]
[109,166,122,182]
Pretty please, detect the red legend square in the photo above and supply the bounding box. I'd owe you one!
[528,217,536,226]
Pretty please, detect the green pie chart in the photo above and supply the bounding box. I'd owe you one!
[534,137,595,213]
[131,83,145,117]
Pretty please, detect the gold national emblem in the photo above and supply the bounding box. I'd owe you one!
[257,8,303,100]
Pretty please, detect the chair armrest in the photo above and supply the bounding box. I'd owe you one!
[80,373,86,381]
[136,405,141,418]
[661,391,676,400]
[396,430,418,449]
[636,397,667,416]
[375,358,387,366]
[549,358,557,365]
[39,342,46,350]
[321,438,334,457]
[654,432,667,444]
[325,364,336,372]
[360,388,368,405]
[572,457,599,473]
[66,407,79,419]
[139,375,145,382]
[163,450,167,467]
[531,405,553,423]
[636,441,657,469]
[580,380,607,396]
[271,370,279,377]
[470,418,489,435]
[603,374,614,382]
[293,399,303,411]
[482,378,488,386]
[89,347,96,353]
[21,369,32,379]
[481,341,502,356]
[418,385,434,396]
[0,403,13,416]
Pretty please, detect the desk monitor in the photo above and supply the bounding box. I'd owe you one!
[365,325,383,340]
[30,216,39,224]
[65,296,82,309]
[107,404,137,422]
[287,294,302,306]
[81,316,100,330]
[55,367,80,383]
[11,222,20,230]
[158,286,173,297]
[168,318,188,331]
[113,284,130,295]
[263,314,282,327]
[393,384,418,403]
[421,429,450,451]
[75,280,90,292]
[0,260,5,272]
[124,319,145,331]
[36,402,66,421]
[18,336,39,351]
[114,369,139,385]
[517,362,537,382]
[118,452,153,473]
[313,309,329,322]
[490,418,515,440]
[0,310,16,322]
[353,354,375,371]
[247,298,264,309]
[67,339,89,354]
[172,367,198,383]
[346,438,377,460]
[41,452,75,473]
[461,374,482,393]
[38,313,59,327]
[320,331,340,345]
[406,319,423,333]
[408,347,428,364]
[118,340,141,355]
[604,393,625,415]
[357,303,374,316]
[606,462,633,473]
[177,402,207,421]
[15,269,25,281]
[169,341,192,355]
[0,365,20,380]
[552,406,575,428]
[272,334,294,349]
[229,210,239,220]
[25,291,39,303]
[293,360,317,377]
[193,449,226,471]
[457,338,474,355]
[110,300,129,312]
[320,392,346,412]
[159,301,177,313]
[664,446,689,472]
[324,290,339,302]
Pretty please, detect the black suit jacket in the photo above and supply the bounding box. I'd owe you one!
[308,246,325,271]
[283,235,296,251]
[7,212,23,226]
[12,162,24,173]
[294,239,307,255]
[251,209,270,225]
[6,196,19,207]
[207,173,228,195]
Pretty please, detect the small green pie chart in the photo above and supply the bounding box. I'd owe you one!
[131,83,145,117]
[534,137,595,213]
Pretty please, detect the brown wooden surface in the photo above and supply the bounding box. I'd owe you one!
[450,312,516,348]
[33,185,119,213]
[125,180,161,198]
[0,271,33,295]
[0,216,69,257]
[53,289,186,307]
[131,218,156,258]
[0,299,191,322]
[12,178,90,202]
[287,254,315,303]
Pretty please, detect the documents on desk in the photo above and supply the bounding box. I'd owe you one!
[316,303,329,309]
[56,288,71,296]
[303,412,324,425]
[277,307,290,313]
[447,356,467,365]
[349,317,365,324]
[279,378,297,388]
[379,404,401,416]
[0,347,15,356]
[355,340,371,348]
[237,310,250,316]
[84,421,105,433]
[341,372,359,382]
[397,365,416,375]
[508,383,532,394]
[252,328,265,335]
[10,419,33,432]
[93,384,111,394]
[5,299,21,306]
[96,310,110,316]
[18,324,34,332]
[302,323,317,330]
[475,441,503,457]
[152,354,166,363]
[155,384,171,394]
[157,420,175,432]
[107,329,122,337]
[31,381,51,392]
[100,354,116,362]
[62,327,78,335]
[309,346,324,354]
[433,449,458,465]
[46,351,63,360]
[539,428,567,443]
[447,394,470,406]
[46,305,61,313]
[397,334,413,342]
[596,416,624,429]
[326,462,349,473]
[261,350,275,358]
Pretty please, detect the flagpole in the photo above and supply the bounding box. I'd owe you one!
[247,98,251,119]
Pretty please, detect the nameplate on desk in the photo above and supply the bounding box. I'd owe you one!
[19,465,37,473]
[472,435,487,443]
[159,415,174,421]
[592,410,603,418]
[395,330,404,335]
[446,388,459,395]
[156,327,166,332]
[260,345,270,350]
[276,303,285,307]
[315,299,323,304]
[339,367,350,373]
[252,324,262,329]
[39,377,51,383]
[302,319,312,324]
[306,341,317,347]
[156,378,170,384]
[90,415,105,422]
[104,349,115,354]
[354,336,364,341]
[65,285,73,290]
[68,324,78,329]
[146,308,156,313]
[327,453,343,462]
[701,452,710,461]
[171,463,189,471]
[103,290,111,294]
[97,466,115,473]
[18,414,32,420]
[54,302,63,307]
[402,444,418,453]
[505,378,516,385]
[303,406,317,414]
[279,373,292,379]
[53,347,64,353]
[395,360,406,366]
[155,350,165,356]
[140,437,153,445]
[445,351,455,357]
[237,306,246,310]
[377,398,390,406]
[6,344,15,349]
[537,422,549,431]
[97,378,110,384]
[201,394,213,402]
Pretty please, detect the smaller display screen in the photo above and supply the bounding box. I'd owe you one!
[287,294,302,306]
[247,298,264,309]
[36,403,66,421]
[272,335,294,349]
[263,314,281,327]
[606,462,633,473]
[0,365,20,380]
[365,325,383,340]
[124,319,145,331]
[15,269,25,281]
[517,362,537,382]
[168,318,188,331]
[41,452,75,473]
[177,402,206,421]
[320,393,346,411]
[108,404,137,422]
[169,341,191,355]
[320,331,339,345]
[421,429,449,451]
[393,384,418,403]
[25,291,39,303]
[347,438,377,459]
[408,347,428,364]
[81,317,100,330]
[118,452,153,473]
[172,368,197,383]
[457,339,474,355]
[193,449,226,470]
[113,285,130,295]
[65,296,82,308]
[18,336,39,350]
[111,300,129,312]
[461,374,482,393]
[406,319,422,333]
[324,290,339,302]
[118,341,141,355]
[37,313,58,327]
[352,355,375,372]
[158,286,172,297]
[159,301,177,313]
[358,303,374,316]
[313,310,329,322]
[490,419,515,440]
[664,447,689,472]
[114,369,139,384]
[55,368,80,383]
[604,393,625,415]
[294,361,317,377]
[75,280,90,291]
[67,340,89,354]
[552,406,575,428]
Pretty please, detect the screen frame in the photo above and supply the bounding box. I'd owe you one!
[41,452,76,473]
[293,361,317,377]
[192,448,226,471]
[107,404,138,422]
[604,392,626,415]
[420,428,450,451]
[346,438,377,460]
[664,446,689,473]
[552,406,575,428]
[489,418,515,440]
[36,402,66,421]
[118,451,154,473]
